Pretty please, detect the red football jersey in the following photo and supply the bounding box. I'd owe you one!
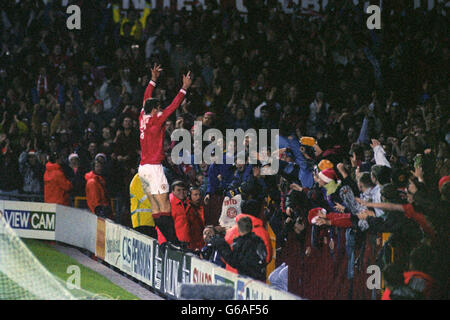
[139,81,186,165]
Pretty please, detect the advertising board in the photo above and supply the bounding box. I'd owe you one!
[0,201,56,240]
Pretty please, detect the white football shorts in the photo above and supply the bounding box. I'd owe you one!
[138,164,170,195]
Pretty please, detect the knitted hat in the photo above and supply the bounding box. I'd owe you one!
[95,153,107,161]
[318,159,334,171]
[300,137,316,147]
[318,168,338,184]
[28,150,36,156]
[68,153,79,162]
[308,208,326,225]
[438,175,450,193]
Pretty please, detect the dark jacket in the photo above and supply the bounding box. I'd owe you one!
[213,232,267,282]
[225,214,272,267]
[382,271,436,300]
[18,152,44,194]
[66,166,87,197]
[0,152,22,192]
[206,161,234,195]
[200,243,226,268]
[227,165,253,196]
[239,173,268,202]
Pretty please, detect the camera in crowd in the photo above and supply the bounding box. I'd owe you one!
[199,225,226,260]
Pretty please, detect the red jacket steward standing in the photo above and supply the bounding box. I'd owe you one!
[44,162,72,206]
[185,199,205,250]
[85,171,110,214]
[156,193,190,244]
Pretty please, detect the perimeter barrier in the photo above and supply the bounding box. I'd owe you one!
[0,200,301,300]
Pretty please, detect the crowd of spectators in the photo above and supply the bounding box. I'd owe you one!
[0,0,448,299]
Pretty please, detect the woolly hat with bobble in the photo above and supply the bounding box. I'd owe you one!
[318,168,338,184]
[308,208,327,225]
[318,159,334,171]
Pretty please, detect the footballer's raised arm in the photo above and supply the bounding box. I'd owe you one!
[142,63,163,107]
[159,71,192,124]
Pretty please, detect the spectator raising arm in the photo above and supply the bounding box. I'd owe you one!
[371,139,391,168]
[358,200,435,238]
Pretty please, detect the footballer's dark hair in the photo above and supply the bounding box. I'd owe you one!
[144,98,160,115]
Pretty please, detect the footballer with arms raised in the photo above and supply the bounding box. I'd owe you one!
[139,64,192,245]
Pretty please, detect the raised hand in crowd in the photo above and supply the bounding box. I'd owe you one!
[204,194,210,205]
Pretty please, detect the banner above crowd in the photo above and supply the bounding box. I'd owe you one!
[102,0,447,14]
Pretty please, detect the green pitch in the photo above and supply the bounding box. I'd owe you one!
[23,239,139,300]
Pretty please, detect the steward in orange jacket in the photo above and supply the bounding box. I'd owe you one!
[85,160,110,217]
[224,200,272,274]
[44,155,72,206]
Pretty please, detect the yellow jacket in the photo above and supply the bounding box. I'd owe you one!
[130,173,154,228]
[113,3,151,40]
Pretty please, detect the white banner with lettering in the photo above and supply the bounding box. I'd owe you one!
[0,201,56,240]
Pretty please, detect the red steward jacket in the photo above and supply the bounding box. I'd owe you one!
[44,162,72,206]
[85,171,109,214]
[157,193,190,244]
[224,213,273,274]
[185,200,205,250]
